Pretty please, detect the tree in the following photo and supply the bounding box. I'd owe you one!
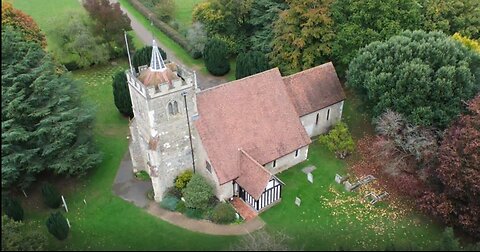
[2,27,102,190]
[153,0,175,22]
[422,95,480,239]
[249,0,288,54]
[112,71,133,118]
[131,45,167,72]
[203,38,230,76]
[82,0,132,57]
[270,0,335,75]
[230,230,293,251]
[41,183,62,209]
[347,30,480,129]
[2,197,24,222]
[2,215,47,251]
[46,212,69,240]
[182,174,214,210]
[236,51,270,79]
[375,110,439,168]
[1,2,46,48]
[186,22,208,59]
[193,0,253,54]
[331,0,423,74]
[318,121,354,159]
[50,11,109,69]
[421,0,480,39]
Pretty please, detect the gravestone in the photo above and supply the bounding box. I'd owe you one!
[235,213,240,220]
[335,174,342,184]
[295,197,301,206]
[344,181,352,192]
[307,173,313,183]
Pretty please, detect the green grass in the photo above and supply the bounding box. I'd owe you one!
[18,60,238,250]
[173,0,203,29]
[261,141,444,250]
[118,0,203,68]
[12,0,85,61]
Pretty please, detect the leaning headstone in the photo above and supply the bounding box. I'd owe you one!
[335,174,342,184]
[295,197,301,206]
[307,173,313,183]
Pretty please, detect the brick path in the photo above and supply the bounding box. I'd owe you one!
[231,197,258,221]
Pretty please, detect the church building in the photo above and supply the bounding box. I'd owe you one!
[126,41,346,212]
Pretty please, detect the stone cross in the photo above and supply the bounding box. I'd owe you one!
[307,173,313,183]
[295,197,301,206]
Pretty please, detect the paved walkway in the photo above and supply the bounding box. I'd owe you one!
[231,197,258,221]
[113,151,265,235]
[112,151,152,208]
[110,0,228,90]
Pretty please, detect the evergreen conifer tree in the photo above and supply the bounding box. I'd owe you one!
[131,45,166,72]
[236,51,270,79]
[41,183,62,209]
[45,212,69,240]
[1,26,102,190]
[203,38,230,76]
[2,197,24,221]
[112,71,133,118]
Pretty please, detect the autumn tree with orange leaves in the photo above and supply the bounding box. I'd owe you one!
[1,2,46,48]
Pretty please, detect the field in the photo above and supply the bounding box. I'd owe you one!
[173,0,203,30]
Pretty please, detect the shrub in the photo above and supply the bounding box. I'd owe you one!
[146,189,154,200]
[182,174,214,210]
[160,196,179,211]
[2,215,47,251]
[41,183,62,209]
[174,170,193,190]
[2,197,24,221]
[210,202,236,224]
[175,200,186,213]
[46,212,69,240]
[134,170,150,181]
[190,49,202,59]
[203,38,230,76]
[186,22,207,58]
[319,122,355,159]
[184,208,204,219]
[112,71,133,118]
[165,186,182,199]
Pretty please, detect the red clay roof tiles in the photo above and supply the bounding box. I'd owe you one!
[283,62,346,116]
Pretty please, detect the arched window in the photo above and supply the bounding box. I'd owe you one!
[168,100,180,115]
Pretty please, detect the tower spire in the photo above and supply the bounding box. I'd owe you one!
[150,40,166,72]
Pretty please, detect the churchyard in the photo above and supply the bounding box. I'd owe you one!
[6,0,462,250]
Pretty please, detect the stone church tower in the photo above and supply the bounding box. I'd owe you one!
[126,40,197,201]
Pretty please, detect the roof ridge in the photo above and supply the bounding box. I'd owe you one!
[198,67,281,94]
[239,149,273,176]
[283,62,334,80]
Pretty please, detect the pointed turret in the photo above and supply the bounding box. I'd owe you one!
[150,40,166,72]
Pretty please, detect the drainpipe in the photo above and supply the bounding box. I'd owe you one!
[181,91,196,173]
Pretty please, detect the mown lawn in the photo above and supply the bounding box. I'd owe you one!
[12,0,84,62]
[173,0,203,30]
[18,60,238,250]
[261,140,444,250]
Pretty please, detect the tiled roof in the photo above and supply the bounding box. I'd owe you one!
[283,62,346,116]
[195,68,311,185]
[137,63,178,87]
[236,150,272,200]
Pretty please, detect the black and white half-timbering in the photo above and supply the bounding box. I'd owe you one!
[236,178,283,211]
